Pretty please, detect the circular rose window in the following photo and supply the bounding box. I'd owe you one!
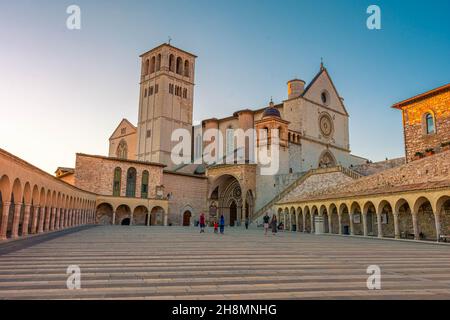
[319,113,333,137]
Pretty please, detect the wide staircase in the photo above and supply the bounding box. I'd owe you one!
[252,166,362,222]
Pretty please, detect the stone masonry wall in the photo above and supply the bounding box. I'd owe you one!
[402,88,450,162]
[74,154,163,198]
[162,172,208,225]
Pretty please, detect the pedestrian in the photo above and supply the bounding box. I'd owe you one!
[271,214,278,235]
[245,217,249,230]
[263,213,270,235]
[199,212,206,233]
[219,214,225,234]
[214,220,219,234]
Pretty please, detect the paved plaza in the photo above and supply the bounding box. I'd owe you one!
[0,226,450,299]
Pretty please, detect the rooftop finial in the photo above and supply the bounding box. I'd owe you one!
[320,57,324,70]
[168,36,172,45]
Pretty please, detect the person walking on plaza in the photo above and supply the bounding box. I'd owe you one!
[199,213,206,233]
[263,213,270,235]
[214,220,219,234]
[245,217,249,230]
[219,214,225,234]
[271,214,278,235]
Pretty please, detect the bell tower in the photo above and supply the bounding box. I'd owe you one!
[136,43,197,168]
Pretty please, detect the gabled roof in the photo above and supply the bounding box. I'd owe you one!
[392,83,450,110]
[301,65,349,116]
[140,43,197,58]
[109,119,137,140]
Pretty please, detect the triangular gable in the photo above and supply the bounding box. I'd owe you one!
[302,67,349,116]
[109,118,137,140]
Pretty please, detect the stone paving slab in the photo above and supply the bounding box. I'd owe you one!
[0,226,450,300]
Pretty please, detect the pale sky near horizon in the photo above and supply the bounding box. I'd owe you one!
[0,0,449,174]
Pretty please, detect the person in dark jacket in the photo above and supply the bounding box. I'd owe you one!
[219,214,225,234]
[263,213,270,235]
[271,214,278,235]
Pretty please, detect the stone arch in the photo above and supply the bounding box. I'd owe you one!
[395,198,414,239]
[378,200,395,238]
[311,205,319,233]
[318,150,337,168]
[339,203,350,235]
[289,207,296,231]
[184,60,190,77]
[436,196,450,238]
[176,57,183,75]
[329,203,339,234]
[414,196,436,241]
[297,207,303,232]
[150,56,156,73]
[150,206,165,226]
[169,54,175,72]
[304,206,311,233]
[115,204,131,226]
[143,59,150,75]
[209,174,243,226]
[350,201,363,235]
[363,201,377,237]
[320,205,329,233]
[132,205,149,226]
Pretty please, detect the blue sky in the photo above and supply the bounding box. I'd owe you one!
[0,0,449,173]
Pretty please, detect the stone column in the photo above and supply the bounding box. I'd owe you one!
[60,209,65,229]
[49,207,56,231]
[55,208,60,230]
[112,211,116,225]
[21,204,32,236]
[311,215,315,233]
[362,213,368,236]
[377,212,383,238]
[434,212,441,242]
[11,202,23,239]
[130,211,134,226]
[164,212,168,226]
[338,214,342,235]
[393,212,400,239]
[0,202,11,240]
[302,214,306,233]
[44,207,51,231]
[31,206,39,234]
[412,213,419,240]
[38,206,46,233]
[349,213,354,236]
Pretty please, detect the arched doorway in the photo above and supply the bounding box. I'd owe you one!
[150,206,165,226]
[183,211,192,226]
[115,204,131,226]
[121,218,130,226]
[96,203,113,225]
[208,175,243,227]
[133,206,149,226]
[230,201,237,227]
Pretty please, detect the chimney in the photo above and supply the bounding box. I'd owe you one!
[287,79,306,99]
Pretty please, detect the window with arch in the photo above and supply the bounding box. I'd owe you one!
[169,54,175,72]
[113,167,121,196]
[141,170,149,199]
[143,59,149,75]
[126,167,137,198]
[150,56,156,73]
[184,60,190,77]
[176,57,183,75]
[156,54,161,71]
[117,140,128,159]
[425,113,435,134]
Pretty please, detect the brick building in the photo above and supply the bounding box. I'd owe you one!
[393,83,450,162]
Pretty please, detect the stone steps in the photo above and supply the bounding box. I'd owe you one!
[1,226,450,299]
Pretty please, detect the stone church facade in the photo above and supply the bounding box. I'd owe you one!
[83,43,368,227]
[0,43,448,242]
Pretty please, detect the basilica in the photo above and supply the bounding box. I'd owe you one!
[0,43,449,242]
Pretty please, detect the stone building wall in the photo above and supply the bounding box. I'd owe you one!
[401,88,450,162]
[74,153,164,198]
[162,171,208,225]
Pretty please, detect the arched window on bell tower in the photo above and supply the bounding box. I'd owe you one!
[169,54,175,72]
[184,60,190,77]
[176,57,183,75]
